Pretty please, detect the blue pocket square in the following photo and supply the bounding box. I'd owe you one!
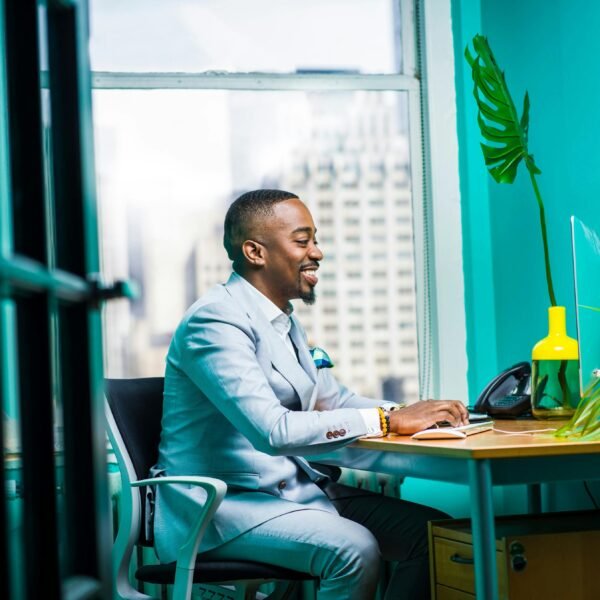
[310,347,334,369]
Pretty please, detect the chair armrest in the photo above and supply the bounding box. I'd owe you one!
[132,476,227,573]
[132,475,227,496]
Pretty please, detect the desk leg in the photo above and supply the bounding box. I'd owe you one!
[527,483,542,514]
[468,459,498,600]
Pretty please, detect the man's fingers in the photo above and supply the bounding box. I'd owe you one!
[450,402,469,425]
[430,401,469,426]
[454,401,470,423]
[440,409,462,426]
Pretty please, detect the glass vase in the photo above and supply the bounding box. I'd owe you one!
[531,306,580,419]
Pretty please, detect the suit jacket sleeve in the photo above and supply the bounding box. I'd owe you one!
[313,368,386,410]
[177,302,369,456]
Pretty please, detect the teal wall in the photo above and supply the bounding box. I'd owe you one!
[453,0,600,398]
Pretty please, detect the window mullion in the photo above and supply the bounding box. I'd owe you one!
[90,71,420,92]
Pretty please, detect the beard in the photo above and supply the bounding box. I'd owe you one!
[295,272,316,305]
[300,287,316,305]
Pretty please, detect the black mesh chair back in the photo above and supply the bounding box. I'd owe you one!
[105,377,164,546]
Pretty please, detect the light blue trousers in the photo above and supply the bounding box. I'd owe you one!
[203,508,380,599]
[202,482,447,599]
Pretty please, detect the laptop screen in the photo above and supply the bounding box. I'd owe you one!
[571,216,600,394]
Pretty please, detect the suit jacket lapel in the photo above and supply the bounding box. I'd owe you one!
[289,317,318,410]
[289,317,316,382]
[224,275,315,408]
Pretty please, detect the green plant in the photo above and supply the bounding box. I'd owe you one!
[555,378,600,440]
[465,35,576,416]
[465,35,557,306]
[465,36,600,433]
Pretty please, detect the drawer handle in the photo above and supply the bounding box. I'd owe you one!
[450,553,474,565]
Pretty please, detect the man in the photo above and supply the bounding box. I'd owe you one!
[153,189,469,599]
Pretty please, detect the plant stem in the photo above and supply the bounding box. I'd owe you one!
[558,359,569,409]
[529,170,557,306]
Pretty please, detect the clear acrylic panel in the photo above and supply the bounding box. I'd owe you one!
[94,89,419,402]
[90,0,400,74]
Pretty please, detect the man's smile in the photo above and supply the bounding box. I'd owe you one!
[300,264,319,286]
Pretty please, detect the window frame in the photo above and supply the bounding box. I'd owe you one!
[90,0,468,401]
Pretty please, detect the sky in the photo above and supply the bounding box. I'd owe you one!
[89,0,397,74]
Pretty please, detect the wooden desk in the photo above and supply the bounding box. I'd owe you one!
[317,420,600,600]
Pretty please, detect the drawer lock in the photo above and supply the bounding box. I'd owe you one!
[509,541,527,572]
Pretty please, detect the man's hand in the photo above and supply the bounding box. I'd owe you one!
[389,400,469,434]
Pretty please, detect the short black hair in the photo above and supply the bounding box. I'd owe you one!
[223,189,299,270]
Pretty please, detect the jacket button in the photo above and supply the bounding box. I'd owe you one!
[278,480,287,490]
[339,429,346,436]
[326,432,334,439]
[333,431,340,438]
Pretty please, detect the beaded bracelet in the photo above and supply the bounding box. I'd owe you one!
[377,407,390,436]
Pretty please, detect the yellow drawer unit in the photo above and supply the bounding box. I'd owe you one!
[429,510,600,599]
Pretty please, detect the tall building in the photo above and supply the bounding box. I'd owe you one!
[190,92,420,400]
[280,92,419,401]
[98,90,419,401]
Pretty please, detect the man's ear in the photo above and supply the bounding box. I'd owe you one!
[241,240,266,267]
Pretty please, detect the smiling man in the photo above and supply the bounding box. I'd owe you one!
[153,189,469,599]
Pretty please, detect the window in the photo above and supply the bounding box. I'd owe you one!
[91,0,400,74]
[92,0,425,401]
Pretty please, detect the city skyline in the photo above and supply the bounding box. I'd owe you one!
[96,89,419,401]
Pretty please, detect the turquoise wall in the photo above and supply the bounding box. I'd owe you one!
[453,0,599,398]
[448,0,600,513]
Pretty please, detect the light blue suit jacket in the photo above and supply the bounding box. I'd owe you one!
[153,273,385,562]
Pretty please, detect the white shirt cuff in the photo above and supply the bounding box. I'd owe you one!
[358,408,383,438]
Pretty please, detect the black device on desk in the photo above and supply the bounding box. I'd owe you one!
[471,361,532,417]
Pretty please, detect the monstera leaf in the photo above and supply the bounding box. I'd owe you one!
[555,378,600,440]
[465,35,541,184]
[465,34,556,307]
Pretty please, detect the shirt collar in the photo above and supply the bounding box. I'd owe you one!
[232,272,293,325]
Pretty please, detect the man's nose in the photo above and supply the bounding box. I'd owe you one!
[309,243,323,260]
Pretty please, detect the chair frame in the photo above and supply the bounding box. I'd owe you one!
[105,394,307,600]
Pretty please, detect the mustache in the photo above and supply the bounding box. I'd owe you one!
[300,262,320,270]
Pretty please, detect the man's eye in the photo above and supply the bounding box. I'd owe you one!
[297,240,309,245]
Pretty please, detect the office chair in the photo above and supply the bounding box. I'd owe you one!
[105,377,315,600]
